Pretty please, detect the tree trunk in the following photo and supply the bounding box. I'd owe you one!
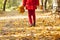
[41,0,43,6]
[3,0,7,11]
[45,0,47,10]
[58,0,60,10]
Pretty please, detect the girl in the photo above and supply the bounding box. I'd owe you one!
[22,0,39,27]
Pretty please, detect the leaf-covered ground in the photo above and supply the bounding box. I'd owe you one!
[0,11,60,40]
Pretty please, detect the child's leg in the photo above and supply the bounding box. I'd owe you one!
[32,10,36,25]
[28,10,36,26]
[28,10,33,25]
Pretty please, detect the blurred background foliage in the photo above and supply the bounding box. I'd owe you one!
[0,0,22,11]
[0,0,54,11]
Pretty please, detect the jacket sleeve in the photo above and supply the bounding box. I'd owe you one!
[22,0,26,6]
[36,0,39,6]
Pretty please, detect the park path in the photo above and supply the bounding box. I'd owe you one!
[0,10,60,40]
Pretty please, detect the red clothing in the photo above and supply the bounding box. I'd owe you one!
[22,0,39,25]
[23,0,39,10]
[28,10,36,24]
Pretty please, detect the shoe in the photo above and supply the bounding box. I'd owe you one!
[32,23,36,27]
[29,23,36,27]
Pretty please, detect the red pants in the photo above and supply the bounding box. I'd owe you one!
[28,10,36,25]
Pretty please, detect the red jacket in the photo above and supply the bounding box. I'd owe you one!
[22,0,39,10]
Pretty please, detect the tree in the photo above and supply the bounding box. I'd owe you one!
[57,0,60,12]
[3,0,7,11]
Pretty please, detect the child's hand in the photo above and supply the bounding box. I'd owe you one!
[37,6,40,9]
